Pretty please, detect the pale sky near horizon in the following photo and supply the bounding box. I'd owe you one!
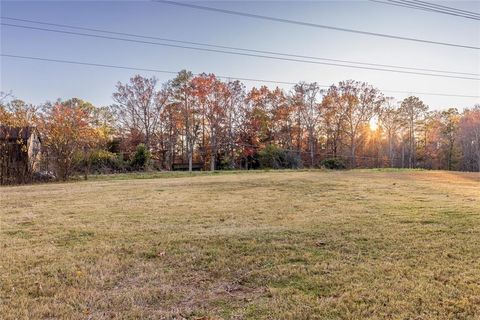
[1,0,479,110]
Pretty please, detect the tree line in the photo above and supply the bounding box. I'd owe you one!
[1,71,479,180]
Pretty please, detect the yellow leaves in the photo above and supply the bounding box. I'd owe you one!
[43,103,103,148]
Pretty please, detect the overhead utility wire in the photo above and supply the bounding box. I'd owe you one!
[370,0,480,20]
[0,54,298,86]
[399,0,480,18]
[153,0,479,50]
[2,23,479,81]
[1,16,477,77]
[370,0,476,18]
[2,54,479,99]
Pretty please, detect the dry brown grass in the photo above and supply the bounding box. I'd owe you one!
[1,170,479,319]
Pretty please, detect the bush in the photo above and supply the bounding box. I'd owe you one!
[320,158,346,170]
[106,138,121,154]
[258,145,301,169]
[130,144,151,170]
[90,150,125,173]
[243,153,260,170]
[76,150,126,174]
[218,155,234,170]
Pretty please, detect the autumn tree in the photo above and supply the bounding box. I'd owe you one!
[324,81,383,167]
[266,88,291,148]
[223,80,246,168]
[0,99,39,127]
[0,91,11,104]
[399,96,428,168]
[419,111,442,169]
[292,82,323,167]
[167,70,200,172]
[322,86,347,158]
[245,86,275,146]
[158,101,181,170]
[458,106,480,172]
[40,101,99,180]
[112,75,167,150]
[379,98,402,167]
[439,108,460,170]
[192,74,229,171]
[51,98,115,177]
[0,91,13,123]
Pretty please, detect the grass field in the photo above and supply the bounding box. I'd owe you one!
[1,170,479,319]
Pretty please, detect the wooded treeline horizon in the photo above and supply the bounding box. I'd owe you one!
[1,70,480,180]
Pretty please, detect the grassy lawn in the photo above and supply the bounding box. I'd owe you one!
[1,170,479,319]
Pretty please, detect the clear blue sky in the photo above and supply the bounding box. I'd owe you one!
[1,0,479,110]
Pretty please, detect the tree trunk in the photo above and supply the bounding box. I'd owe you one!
[210,153,215,171]
[410,121,415,169]
[188,148,193,172]
[145,131,150,150]
[332,136,337,158]
[210,134,216,171]
[309,134,314,168]
[389,135,394,168]
[350,136,356,168]
[477,152,480,173]
[187,135,193,173]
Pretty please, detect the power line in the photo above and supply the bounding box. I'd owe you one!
[154,0,480,50]
[1,16,477,77]
[412,0,480,16]
[398,0,480,19]
[392,1,479,19]
[370,0,480,20]
[2,53,479,99]
[0,54,299,85]
[2,23,479,81]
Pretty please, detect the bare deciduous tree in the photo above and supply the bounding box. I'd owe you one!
[399,96,428,168]
[458,106,480,172]
[293,82,323,167]
[112,75,167,150]
[379,97,401,167]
